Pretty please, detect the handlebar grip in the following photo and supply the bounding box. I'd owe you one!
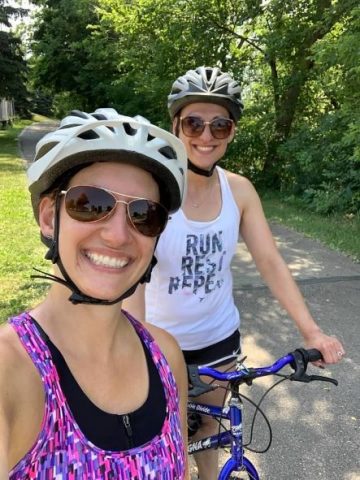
[304,349,323,363]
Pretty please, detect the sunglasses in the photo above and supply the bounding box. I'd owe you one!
[59,185,168,237]
[180,116,234,139]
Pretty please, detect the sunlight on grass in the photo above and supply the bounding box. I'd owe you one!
[32,113,58,123]
[262,195,360,262]
[0,120,50,322]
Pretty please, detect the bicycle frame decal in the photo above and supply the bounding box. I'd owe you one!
[187,401,212,415]
[188,437,212,453]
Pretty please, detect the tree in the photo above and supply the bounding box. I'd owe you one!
[30,0,120,115]
[0,0,30,116]
[28,0,359,213]
[97,0,358,184]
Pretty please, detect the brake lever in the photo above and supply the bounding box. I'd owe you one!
[187,364,217,398]
[290,372,338,385]
[289,349,338,385]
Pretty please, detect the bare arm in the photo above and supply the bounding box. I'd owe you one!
[0,414,9,480]
[229,173,345,364]
[0,399,9,480]
[0,339,11,479]
[122,283,146,323]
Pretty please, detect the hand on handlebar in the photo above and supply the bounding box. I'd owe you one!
[289,348,338,385]
[303,331,345,366]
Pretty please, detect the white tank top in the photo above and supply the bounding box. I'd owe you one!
[145,167,241,350]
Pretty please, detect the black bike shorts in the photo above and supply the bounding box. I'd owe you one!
[182,329,241,368]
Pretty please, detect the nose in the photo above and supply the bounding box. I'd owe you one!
[199,123,214,141]
[100,202,132,245]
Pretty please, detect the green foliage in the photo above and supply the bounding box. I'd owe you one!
[0,0,31,116]
[30,0,120,116]
[30,89,54,117]
[279,111,360,214]
[25,0,360,215]
[277,4,360,214]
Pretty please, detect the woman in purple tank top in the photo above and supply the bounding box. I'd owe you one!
[0,109,189,479]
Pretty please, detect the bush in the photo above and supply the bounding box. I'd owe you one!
[279,112,360,214]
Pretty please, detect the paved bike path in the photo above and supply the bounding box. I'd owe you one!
[19,122,360,480]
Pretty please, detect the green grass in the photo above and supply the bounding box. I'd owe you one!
[261,192,360,262]
[0,119,49,322]
[0,120,359,322]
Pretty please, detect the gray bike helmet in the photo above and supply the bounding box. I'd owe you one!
[28,108,187,222]
[168,66,244,121]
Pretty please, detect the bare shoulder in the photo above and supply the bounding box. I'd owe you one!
[0,323,44,469]
[146,323,184,367]
[0,324,25,463]
[0,323,24,381]
[223,169,259,206]
[0,322,44,414]
[0,324,31,406]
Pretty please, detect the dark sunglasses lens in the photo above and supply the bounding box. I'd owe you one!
[210,118,233,139]
[128,200,168,237]
[65,186,115,222]
[182,117,204,137]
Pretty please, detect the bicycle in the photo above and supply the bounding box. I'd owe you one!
[187,348,338,479]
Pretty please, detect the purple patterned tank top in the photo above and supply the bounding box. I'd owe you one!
[9,312,186,479]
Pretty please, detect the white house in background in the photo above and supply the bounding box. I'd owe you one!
[0,98,15,127]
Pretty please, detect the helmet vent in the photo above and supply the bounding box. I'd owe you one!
[123,122,137,136]
[92,113,107,120]
[34,141,60,161]
[59,123,80,130]
[159,146,176,160]
[205,68,213,82]
[78,130,99,140]
[70,110,88,119]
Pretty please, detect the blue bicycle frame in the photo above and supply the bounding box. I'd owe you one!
[188,393,259,479]
[187,349,337,480]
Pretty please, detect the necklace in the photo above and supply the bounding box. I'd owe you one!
[187,178,217,208]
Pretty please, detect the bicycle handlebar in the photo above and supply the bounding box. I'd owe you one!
[188,348,338,398]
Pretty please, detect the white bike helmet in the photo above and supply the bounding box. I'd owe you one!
[168,66,244,121]
[28,109,187,222]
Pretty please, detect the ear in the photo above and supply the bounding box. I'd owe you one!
[172,116,180,135]
[38,195,56,238]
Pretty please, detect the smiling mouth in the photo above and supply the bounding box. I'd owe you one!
[194,146,216,152]
[85,252,129,269]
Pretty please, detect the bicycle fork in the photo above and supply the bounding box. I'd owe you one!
[219,394,259,480]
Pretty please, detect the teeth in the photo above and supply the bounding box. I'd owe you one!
[86,252,128,269]
[196,146,214,152]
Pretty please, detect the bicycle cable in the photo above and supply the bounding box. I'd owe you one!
[214,361,292,454]
[242,376,288,453]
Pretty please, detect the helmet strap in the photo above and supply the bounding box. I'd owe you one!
[174,117,217,177]
[188,159,217,177]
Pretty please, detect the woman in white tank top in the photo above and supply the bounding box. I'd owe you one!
[124,66,345,480]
